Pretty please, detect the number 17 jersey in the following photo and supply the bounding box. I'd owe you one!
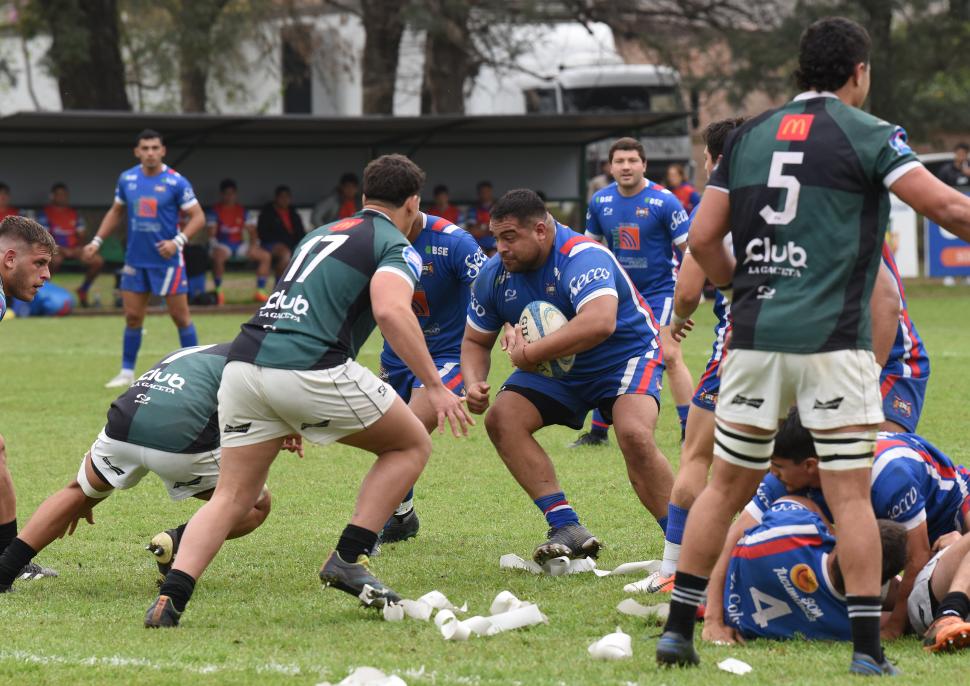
[710,92,921,354]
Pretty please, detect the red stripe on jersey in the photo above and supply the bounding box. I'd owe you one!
[635,358,661,394]
[732,535,823,560]
[880,374,898,399]
[445,372,463,390]
[169,265,183,295]
[559,235,597,255]
[331,218,363,232]
[431,217,451,232]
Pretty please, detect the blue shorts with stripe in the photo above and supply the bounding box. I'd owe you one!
[499,350,664,429]
[120,263,187,296]
[644,292,674,327]
[691,356,722,412]
[379,356,464,404]
[879,374,927,433]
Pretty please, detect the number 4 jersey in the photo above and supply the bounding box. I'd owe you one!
[709,92,921,354]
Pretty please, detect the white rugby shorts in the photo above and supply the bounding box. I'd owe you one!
[908,548,947,635]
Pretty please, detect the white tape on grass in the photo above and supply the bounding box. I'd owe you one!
[588,627,633,660]
[500,553,660,577]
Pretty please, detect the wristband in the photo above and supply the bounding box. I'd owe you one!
[173,233,188,248]
[671,312,689,328]
[91,236,104,249]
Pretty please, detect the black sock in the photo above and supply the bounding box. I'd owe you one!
[937,591,970,621]
[0,519,16,555]
[664,571,708,638]
[0,537,36,587]
[174,522,188,542]
[847,595,883,662]
[336,524,378,561]
[158,569,196,613]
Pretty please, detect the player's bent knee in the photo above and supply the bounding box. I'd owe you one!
[713,420,776,470]
[810,429,878,471]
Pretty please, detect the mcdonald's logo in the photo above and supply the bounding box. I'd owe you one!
[776,114,815,141]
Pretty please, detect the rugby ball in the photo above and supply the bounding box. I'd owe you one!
[519,301,575,378]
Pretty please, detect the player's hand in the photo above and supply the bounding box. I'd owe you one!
[880,616,905,641]
[62,507,96,538]
[508,324,539,372]
[426,383,474,437]
[500,323,516,353]
[81,243,100,260]
[670,316,695,342]
[702,619,744,645]
[466,381,491,415]
[281,434,304,458]
[933,530,961,552]
[156,239,179,259]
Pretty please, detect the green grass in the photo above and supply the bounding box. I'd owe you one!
[0,286,968,685]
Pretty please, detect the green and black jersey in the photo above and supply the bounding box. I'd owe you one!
[709,92,921,354]
[229,209,420,370]
[105,343,229,453]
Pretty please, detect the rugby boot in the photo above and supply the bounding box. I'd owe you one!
[533,523,601,565]
[104,370,134,389]
[849,652,900,676]
[215,288,225,306]
[319,551,401,608]
[144,595,181,628]
[624,570,675,594]
[568,431,609,448]
[147,528,181,580]
[253,289,270,303]
[379,509,420,545]
[18,561,58,580]
[923,615,970,653]
[656,631,700,667]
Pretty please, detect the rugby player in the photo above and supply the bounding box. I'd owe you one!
[461,189,673,564]
[207,179,272,305]
[0,344,277,592]
[83,129,205,389]
[38,182,103,307]
[144,154,471,627]
[658,17,970,674]
[378,211,487,545]
[571,138,694,447]
[0,216,58,581]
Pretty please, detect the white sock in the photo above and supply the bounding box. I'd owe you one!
[660,540,681,578]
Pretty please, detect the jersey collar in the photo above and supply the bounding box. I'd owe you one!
[361,207,393,223]
[793,90,838,102]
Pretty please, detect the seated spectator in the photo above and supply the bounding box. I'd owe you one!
[0,183,19,220]
[665,163,700,213]
[463,180,496,256]
[937,143,970,187]
[208,179,272,305]
[257,185,306,280]
[312,172,361,227]
[38,182,104,307]
[427,184,460,224]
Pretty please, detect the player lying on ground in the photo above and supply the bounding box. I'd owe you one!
[910,530,970,653]
[461,189,674,564]
[0,344,277,593]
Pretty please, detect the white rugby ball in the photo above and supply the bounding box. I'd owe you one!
[519,301,575,378]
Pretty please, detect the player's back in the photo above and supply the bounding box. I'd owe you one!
[714,95,920,354]
[105,343,229,454]
[726,501,848,640]
[230,210,420,371]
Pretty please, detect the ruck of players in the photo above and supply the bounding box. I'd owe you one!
[6,13,970,682]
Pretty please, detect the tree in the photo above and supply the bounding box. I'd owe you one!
[360,0,404,114]
[20,0,131,110]
[173,0,232,113]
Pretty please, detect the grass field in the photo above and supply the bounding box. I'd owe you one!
[1,281,969,685]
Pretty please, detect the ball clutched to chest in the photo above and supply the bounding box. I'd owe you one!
[518,301,576,378]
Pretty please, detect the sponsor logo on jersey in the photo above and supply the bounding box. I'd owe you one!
[127,182,137,190]
[423,323,441,337]
[422,262,434,276]
[790,563,819,593]
[597,195,613,203]
[813,397,844,410]
[743,237,807,276]
[136,368,187,394]
[504,288,518,302]
[164,176,178,186]
[602,207,613,216]
[670,209,689,232]
[300,419,331,429]
[545,282,557,296]
[618,225,641,251]
[698,391,718,406]
[470,294,487,318]
[569,267,610,297]
[635,206,650,218]
[154,185,167,193]
[331,218,363,232]
[137,197,158,218]
[889,127,913,157]
[223,422,252,434]
[426,245,448,256]
[403,245,423,280]
[774,566,825,620]
[892,395,913,417]
[757,285,776,300]
[412,288,430,317]
[134,393,151,405]
[889,486,919,520]
[173,476,203,489]
[776,114,815,141]
[731,394,765,409]
[101,456,125,476]
[124,174,137,181]
[261,292,310,322]
[465,250,487,280]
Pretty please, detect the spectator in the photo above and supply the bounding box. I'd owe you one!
[208,179,272,305]
[665,163,701,213]
[587,160,612,202]
[257,185,306,280]
[427,184,460,224]
[462,180,496,256]
[312,172,361,227]
[0,183,19,220]
[937,143,970,187]
[37,182,104,307]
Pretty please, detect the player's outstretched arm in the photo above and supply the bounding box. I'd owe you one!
[671,251,706,341]
[180,203,206,240]
[461,324,498,415]
[372,272,472,436]
[871,263,902,367]
[83,202,125,259]
[686,192,734,290]
[702,511,755,645]
[892,166,970,242]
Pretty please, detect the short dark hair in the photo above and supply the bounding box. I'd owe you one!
[0,182,9,193]
[219,178,237,192]
[830,519,907,594]
[773,408,816,464]
[609,137,646,163]
[0,215,56,254]
[491,189,546,227]
[795,17,871,93]
[339,172,359,186]
[433,184,449,196]
[50,182,67,193]
[362,154,426,207]
[703,117,747,161]
[476,180,493,191]
[136,128,164,145]
[274,185,291,197]
[956,143,970,153]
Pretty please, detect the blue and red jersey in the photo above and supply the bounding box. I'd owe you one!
[0,275,6,321]
[468,222,663,378]
[463,203,495,253]
[206,203,255,246]
[881,243,929,387]
[381,213,486,367]
[37,205,86,248]
[113,164,198,268]
[586,180,690,300]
